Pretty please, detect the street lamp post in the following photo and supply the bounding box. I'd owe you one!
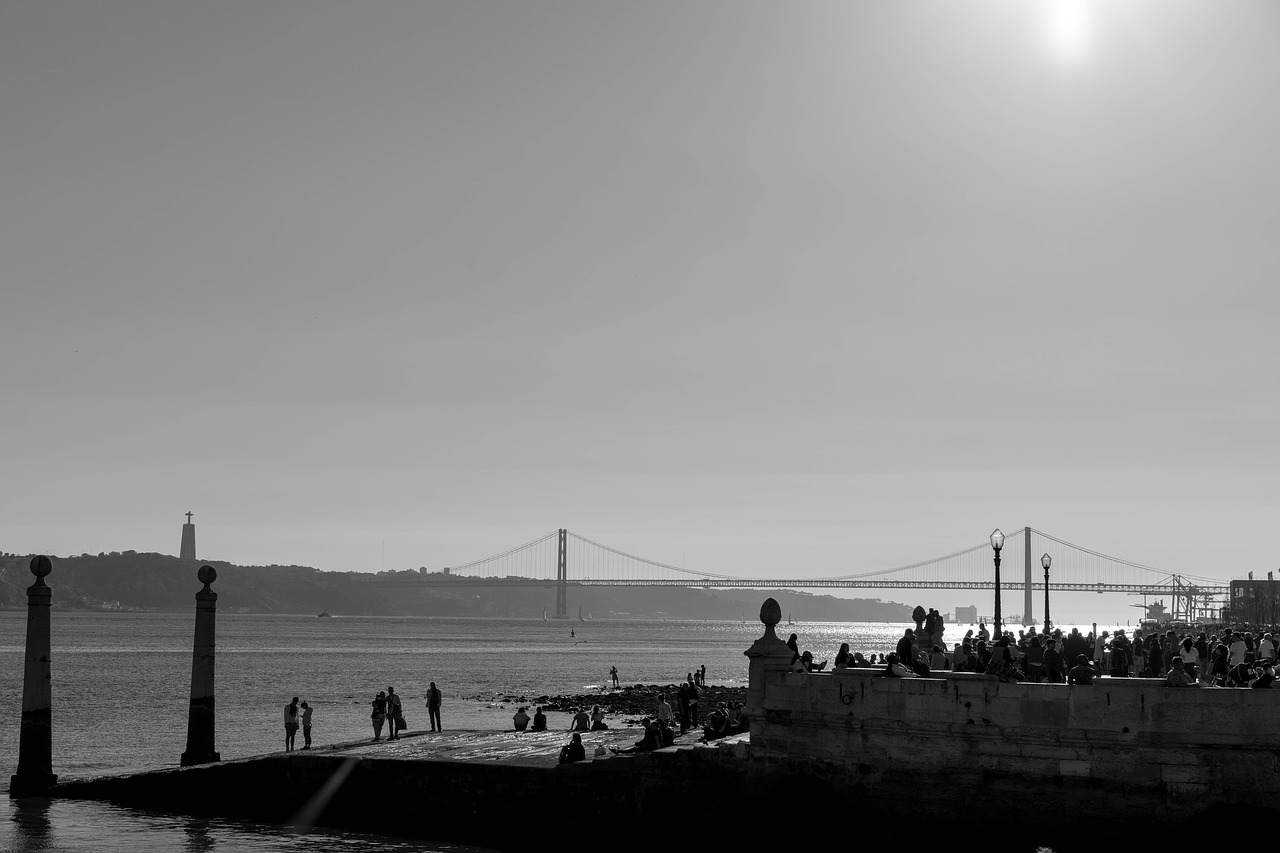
[990,529,1004,637]
[1041,553,1052,632]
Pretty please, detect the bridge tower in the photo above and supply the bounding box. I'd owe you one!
[555,528,568,619]
[1024,526,1033,626]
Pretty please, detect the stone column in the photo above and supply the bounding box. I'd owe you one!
[180,566,220,766]
[742,597,793,730]
[10,556,57,797]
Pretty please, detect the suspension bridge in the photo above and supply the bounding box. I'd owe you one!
[380,527,1229,623]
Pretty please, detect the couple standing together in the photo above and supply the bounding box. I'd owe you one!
[284,697,312,751]
[371,682,443,741]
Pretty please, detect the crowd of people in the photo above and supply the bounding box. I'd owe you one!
[799,620,1280,688]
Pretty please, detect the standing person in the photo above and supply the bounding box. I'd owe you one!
[1043,638,1065,684]
[426,681,443,732]
[1229,633,1248,667]
[610,666,619,688]
[284,697,300,752]
[699,664,707,687]
[1110,630,1133,678]
[371,691,387,741]
[686,672,700,728]
[386,687,403,740]
[300,701,313,750]
[656,693,673,728]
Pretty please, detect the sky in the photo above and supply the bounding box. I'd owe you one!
[2,1,1278,622]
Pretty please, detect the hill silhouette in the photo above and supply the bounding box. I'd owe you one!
[0,551,917,622]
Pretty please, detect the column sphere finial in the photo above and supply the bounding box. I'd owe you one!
[197,565,217,586]
[29,555,52,578]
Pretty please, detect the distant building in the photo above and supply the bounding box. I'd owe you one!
[1226,575,1280,625]
[955,605,978,623]
[180,512,196,560]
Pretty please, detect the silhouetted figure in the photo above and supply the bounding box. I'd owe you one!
[284,697,299,751]
[560,732,585,764]
[531,707,548,731]
[513,707,530,731]
[386,686,402,740]
[300,701,313,749]
[1068,654,1096,685]
[610,666,619,688]
[371,691,387,741]
[426,682,442,732]
[569,708,590,731]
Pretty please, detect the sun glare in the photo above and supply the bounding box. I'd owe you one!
[1045,0,1092,64]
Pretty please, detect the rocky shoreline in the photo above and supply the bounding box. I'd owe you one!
[462,683,748,726]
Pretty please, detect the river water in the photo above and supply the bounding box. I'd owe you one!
[0,610,1115,851]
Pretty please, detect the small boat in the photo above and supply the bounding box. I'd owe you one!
[787,612,796,626]
[543,609,548,622]
[317,611,332,618]
[578,606,585,622]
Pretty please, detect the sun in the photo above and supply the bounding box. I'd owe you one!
[1045,0,1092,64]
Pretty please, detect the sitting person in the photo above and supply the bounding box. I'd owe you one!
[559,732,586,764]
[1068,654,1098,686]
[884,652,918,678]
[569,708,590,731]
[726,701,749,734]
[589,705,608,731]
[834,643,852,669]
[656,718,675,747]
[791,650,828,672]
[612,718,661,754]
[1164,656,1196,688]
[702,704,730,741]
[851,652,869,668]
[929,644,948,672]
[530,707,547,731]
[1252,662,1276,689]
[512,706,530,731]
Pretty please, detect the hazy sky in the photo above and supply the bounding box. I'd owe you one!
[2,1,1277,621]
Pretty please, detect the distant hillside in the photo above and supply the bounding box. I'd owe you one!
[0,552,917,622]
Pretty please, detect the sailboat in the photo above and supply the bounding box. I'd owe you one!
[578,606,585,622]
[787,612,797,626]
[542,608,548,622]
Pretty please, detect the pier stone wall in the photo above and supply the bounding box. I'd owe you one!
[747,663,1280,813]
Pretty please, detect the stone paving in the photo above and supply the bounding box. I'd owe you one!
[305,727,748,767]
